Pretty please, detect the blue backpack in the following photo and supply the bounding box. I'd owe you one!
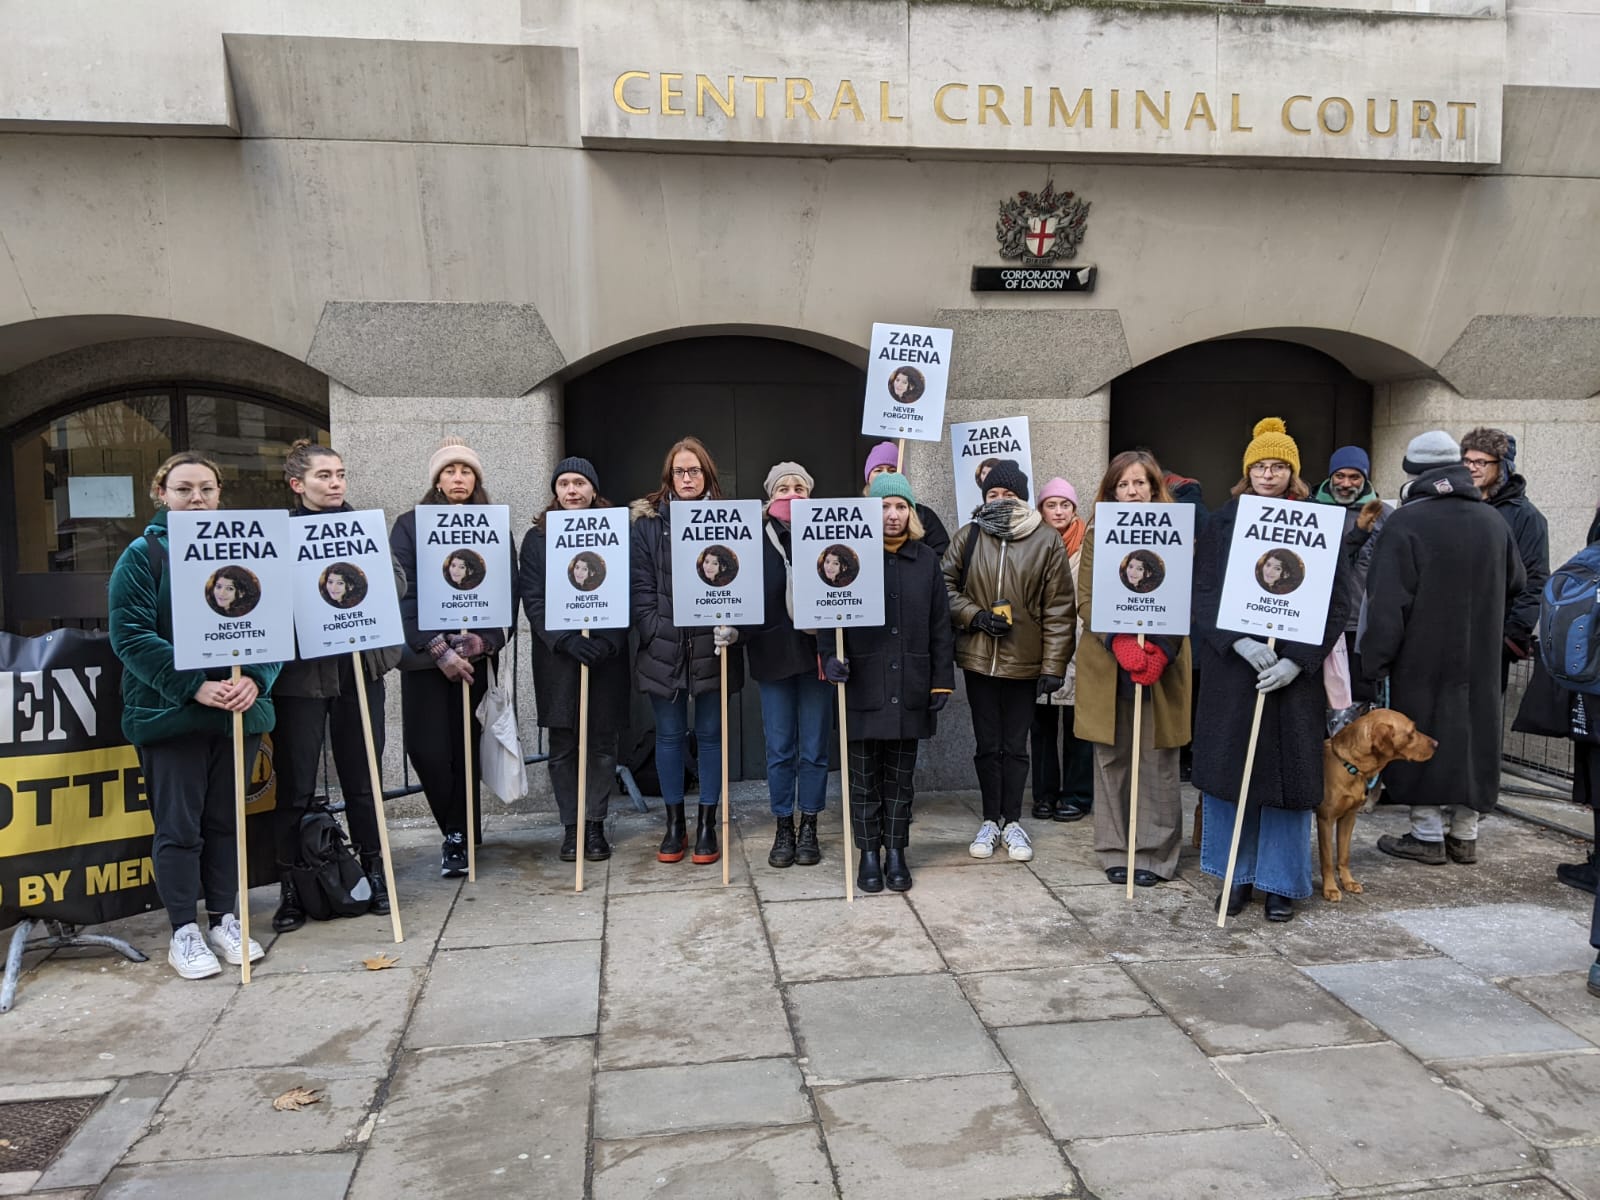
[1540,544,1600,694]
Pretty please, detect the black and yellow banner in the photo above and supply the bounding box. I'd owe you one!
[1,631,278,930]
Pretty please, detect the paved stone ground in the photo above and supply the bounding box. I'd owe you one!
[1,783,1596,1199]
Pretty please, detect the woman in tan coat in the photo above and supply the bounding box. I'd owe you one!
[1075,450,1193,885]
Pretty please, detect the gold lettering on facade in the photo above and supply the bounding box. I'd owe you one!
[1282,94,1312,135]
[1317,96,1352,136]
[696,75,736,118]
[1447,100,1475,138]
[743,75,777,119]
[660,72,685,117]
[1412,99,1439,139]
[1367,98,1398,137]
[879,81,904,122]
[978,84,1011,125]
[1023,85,1034,126]
[786,78,820,120]
[1185,92,1217,132]
[829,79,865,121]
[1135,90,1171,131]
[1110,88,1120,130]
[1231,93,1253,132]
[934,82,969,124]
[1049,88,1092,127]
[614,70,650,115]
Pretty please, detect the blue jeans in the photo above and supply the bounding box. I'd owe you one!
[651,692,722,808]
[758,675,833,817]
[1199,793,1313,899]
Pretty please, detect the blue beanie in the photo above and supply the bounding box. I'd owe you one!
[869,472,916,507]
[1328,446,1370,477]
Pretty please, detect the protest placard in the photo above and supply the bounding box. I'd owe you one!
[667,499,765,626]
[289,508,404,657]
[414,504,513,630]
[860,322,952,441]
[1215,495,1343,644]
[1089,503,1195,636]
[544,506,631,631]
[950,416,1033,520]
[790,499,885,628]
[168,509,296,670]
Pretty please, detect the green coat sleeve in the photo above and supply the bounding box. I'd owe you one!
[107,539,207,707]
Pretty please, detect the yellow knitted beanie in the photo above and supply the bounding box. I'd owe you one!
[1242,417,1300,477]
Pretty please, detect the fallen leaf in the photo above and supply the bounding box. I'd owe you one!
[362,953,400,971]
[272,1086,323,1113]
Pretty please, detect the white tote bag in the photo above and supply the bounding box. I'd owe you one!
[475,660,527,803]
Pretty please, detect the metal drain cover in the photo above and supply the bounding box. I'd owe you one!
[0,1096,101,1171]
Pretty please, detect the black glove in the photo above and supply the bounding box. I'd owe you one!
[567,636,609,667]
[821,654,850,684]
[929,692,950,713]
[970,611,1012,637]
[1036,675,1064,698]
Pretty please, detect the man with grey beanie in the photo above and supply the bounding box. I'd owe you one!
[1360,431,1525,866]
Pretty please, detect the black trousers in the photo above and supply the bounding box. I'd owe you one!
[402,666,488,841]
[849,738,918,849]
[141,732,261,929]
[547,728,618,825]
[1031,704,1094,808]
[965,671,1036,824]
[273,664,386,864]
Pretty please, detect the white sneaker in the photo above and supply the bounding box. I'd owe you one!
[168,923,222,980]
[969,820,1002,859]
[206,913,265,966]
[1003,822,1034,862]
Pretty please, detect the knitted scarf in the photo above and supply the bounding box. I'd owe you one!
[975,499,1042,541]
[1059,517,1086,558]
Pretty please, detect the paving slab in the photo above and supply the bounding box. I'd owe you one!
[1264,899,1450,967]
[1549,1144,1600,1199]
[999,1016,1260,1139]
[1383,903,1595,977]
[36,1075,175,1190]
[350,1040,590,1200]
[788,973,1005,1085]
[1447,1054,1600,1146]
[1375,1182,1570,1199]
[604,829,751,894]
[1220,1044,1535,1188]
[594,1056,811,1139]
[1305,958,1590,1061]
[1020,821,1115,887]
[763,896,944,982]
[1057,880,1269,962]
[591,1125,837,1200]
[907,865,1104,972]
[251,874,457,978]
[98,1153,358,1199]
[1504,972,1600,1047]
[122,1066,380,1162]
[192,966,422,1070]
[874,802,992,872]
[406,941,599,1047]
[959,963,1159,1027]
[1125,958,1383,1055]
[440,881,604,948]
[465,827,612,894]
[1068,1126,1334,1200]
[600,888,791,1069]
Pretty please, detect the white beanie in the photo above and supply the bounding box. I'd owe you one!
[427,437,485,487]
[1402,430,1460,475]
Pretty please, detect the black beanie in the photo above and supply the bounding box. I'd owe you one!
[551,456,600,493]
[981,459,1030,502]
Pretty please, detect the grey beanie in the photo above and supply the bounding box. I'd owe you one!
[763,460,814,497]
[1402,430,1461,475]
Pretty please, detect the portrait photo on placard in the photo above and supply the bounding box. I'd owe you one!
[817,544,861,588]
[442,548,487,591]
[1255,548,1306,595]
[318,562,368,610]
[697,544,740,589]
[205,565,261,618]
[568,551,606,592]
[886,365,925,405]
[1119,550,1166,594]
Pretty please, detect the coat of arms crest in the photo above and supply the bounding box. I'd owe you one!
[996,181,1091,263]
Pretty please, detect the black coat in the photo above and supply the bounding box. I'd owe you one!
[917,504,951,559]
[742,518,819,682]
[1361,464,1525,812]
[628,498,745,699]
[1191,495,1348,812]
[390,508,513,672]
[519,521,631,733]
[823,539,955,741]
[1486,474,1549,643]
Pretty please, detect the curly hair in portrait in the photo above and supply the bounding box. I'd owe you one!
[1119,549,1166,594]
[1256,548,1306,595]
[974,456,1001,488]
[319,562,368,609]
[206,565,261,617]
[817,544,861,588]
[697,545,739,589]
[887,365,926,404]
[442,548,488,591]
[568,551,606,592]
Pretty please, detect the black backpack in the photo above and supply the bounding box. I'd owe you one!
[289,807,372,920]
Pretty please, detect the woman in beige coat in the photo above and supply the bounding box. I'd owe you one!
[1075,450,1193,885]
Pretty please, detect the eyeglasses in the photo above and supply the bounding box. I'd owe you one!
[671,466,704,480]
[1249,462,1291,475]
[165,485,220,499]
[1463,456,1497,469]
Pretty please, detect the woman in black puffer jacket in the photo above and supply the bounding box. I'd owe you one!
[630,436,745,865]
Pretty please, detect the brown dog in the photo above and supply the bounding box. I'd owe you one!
[1318,708,1437,902]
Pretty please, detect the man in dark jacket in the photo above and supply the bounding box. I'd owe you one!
[1461,427,1549,691]
[1313,445,1387,711]
[1362,431,1525,866]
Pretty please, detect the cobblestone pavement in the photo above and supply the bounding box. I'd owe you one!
[1,784,1596,1199]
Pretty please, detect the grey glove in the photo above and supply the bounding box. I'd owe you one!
[1232,637,1278,673]
[713,625,739,653]
[1255,658,1302,693]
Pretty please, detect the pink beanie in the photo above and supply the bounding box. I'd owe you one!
[1039,477,1078,507]
[863,441,899,481]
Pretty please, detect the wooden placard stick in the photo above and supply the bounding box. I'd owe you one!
[352,653,403,942]
[576,630,591,894]
[719,644,731,888]
[895,438,906,473]
[461,626,476,883]
[230,665,252,985]
[1126,632,1145,902]
[1216,637,1275,929]
[835,628,856,904]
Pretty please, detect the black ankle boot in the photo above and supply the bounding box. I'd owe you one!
[360,853,390,916]
[1216,883,1253,917]
[584,821,612,862]
[273,871,305,933]
[857,847,884,893]
[1263,892,1295,922]
[658,804,687,863]
[769,815,797,868]
[795,813,821,866]
[884,847,912,892]
[691,805,720,865]
[560,824,579,863]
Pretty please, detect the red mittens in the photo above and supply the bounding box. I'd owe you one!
[1130,641,1169,687]
[1111,634,1145,673]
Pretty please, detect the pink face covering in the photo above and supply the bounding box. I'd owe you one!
[768,498,793,522]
